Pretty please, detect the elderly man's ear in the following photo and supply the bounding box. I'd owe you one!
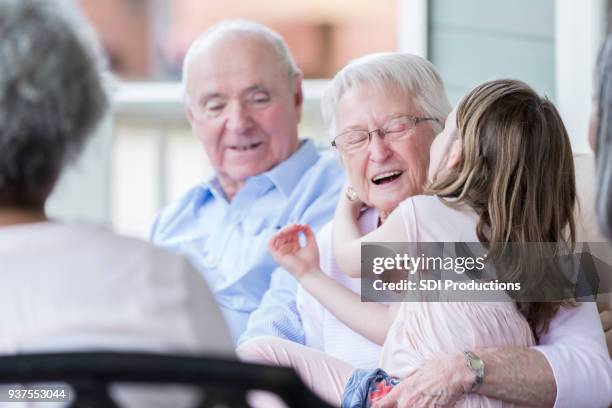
[185,104,194,125]
[292,70,304,123]
[185,95,198,125]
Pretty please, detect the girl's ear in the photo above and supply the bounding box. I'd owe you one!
[446,138,462,169]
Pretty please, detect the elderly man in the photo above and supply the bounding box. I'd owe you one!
[151,20,343,343]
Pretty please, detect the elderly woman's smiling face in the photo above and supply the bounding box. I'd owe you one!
[335,85,435,215]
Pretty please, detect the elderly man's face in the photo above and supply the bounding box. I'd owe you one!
[185,35,302,196]
[335,85,435,214]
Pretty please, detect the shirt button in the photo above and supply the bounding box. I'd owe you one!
[204,254,216,266]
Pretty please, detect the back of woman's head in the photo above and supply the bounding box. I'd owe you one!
[432,79,576,246]
[0,0,108,208]
[594,33,612,240]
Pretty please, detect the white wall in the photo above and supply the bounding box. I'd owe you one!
[555,0,607,153]
[46,116,113,226]
[397,0,608,152]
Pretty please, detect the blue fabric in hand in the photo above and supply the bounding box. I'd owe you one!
[342,368,400,408]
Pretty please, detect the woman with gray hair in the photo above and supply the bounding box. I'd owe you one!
[240,52,611,407]
[239,52,449,373]
[299,51,448,366]
[0,0,230,363]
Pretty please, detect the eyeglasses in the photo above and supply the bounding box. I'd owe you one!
[331,115,440,153]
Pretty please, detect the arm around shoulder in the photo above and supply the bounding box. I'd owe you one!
[472,303,611,407]
[531,302,612,408]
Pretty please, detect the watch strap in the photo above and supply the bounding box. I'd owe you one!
[463,351,485,393]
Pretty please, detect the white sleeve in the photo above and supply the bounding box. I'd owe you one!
[297,286,325,350]
[532,302,612,408]
[297,223,333,350]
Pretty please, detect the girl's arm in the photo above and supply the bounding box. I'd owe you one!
[332,189,410,277]
[299,266,398,345]
[269,223,395,345]
[330,187,363,278]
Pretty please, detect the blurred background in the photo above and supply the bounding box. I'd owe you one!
[47,0,611,238]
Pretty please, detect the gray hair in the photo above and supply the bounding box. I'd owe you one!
[182,19,299,103]
[0,0,108,207]
[595,33,612,240]
[321,52,451,139]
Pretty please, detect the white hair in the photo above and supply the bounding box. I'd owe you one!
[181,19,299,104]
[321,52,451,140]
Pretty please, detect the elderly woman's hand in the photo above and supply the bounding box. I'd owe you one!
[373,354,470,408]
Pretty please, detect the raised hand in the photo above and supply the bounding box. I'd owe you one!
[269,223,320,281]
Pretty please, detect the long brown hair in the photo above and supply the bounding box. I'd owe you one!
[427,79,577,338]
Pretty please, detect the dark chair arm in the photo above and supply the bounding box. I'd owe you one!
[0,352,335,408]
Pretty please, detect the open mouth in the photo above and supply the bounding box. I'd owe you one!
[229,142,262,152]
[371,170,403,185]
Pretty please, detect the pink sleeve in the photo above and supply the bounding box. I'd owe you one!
[532,302,612,408]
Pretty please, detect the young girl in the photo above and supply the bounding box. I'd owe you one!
[241,79,577,407]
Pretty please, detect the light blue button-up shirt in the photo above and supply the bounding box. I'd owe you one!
[151,140,344,343]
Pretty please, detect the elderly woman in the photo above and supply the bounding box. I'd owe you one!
[0,0,230,358]
[240,52,611,407]
[296,53,449,370]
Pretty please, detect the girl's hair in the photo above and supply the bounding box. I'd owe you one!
[427,79,577,338]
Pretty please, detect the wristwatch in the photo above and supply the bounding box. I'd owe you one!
[463,351,485,393]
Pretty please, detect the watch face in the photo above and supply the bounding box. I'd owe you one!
[471,359,485,371]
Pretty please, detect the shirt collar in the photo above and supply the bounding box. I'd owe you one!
[195,178,225,206]
[197,139,319,202]
[260,139,319,198]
